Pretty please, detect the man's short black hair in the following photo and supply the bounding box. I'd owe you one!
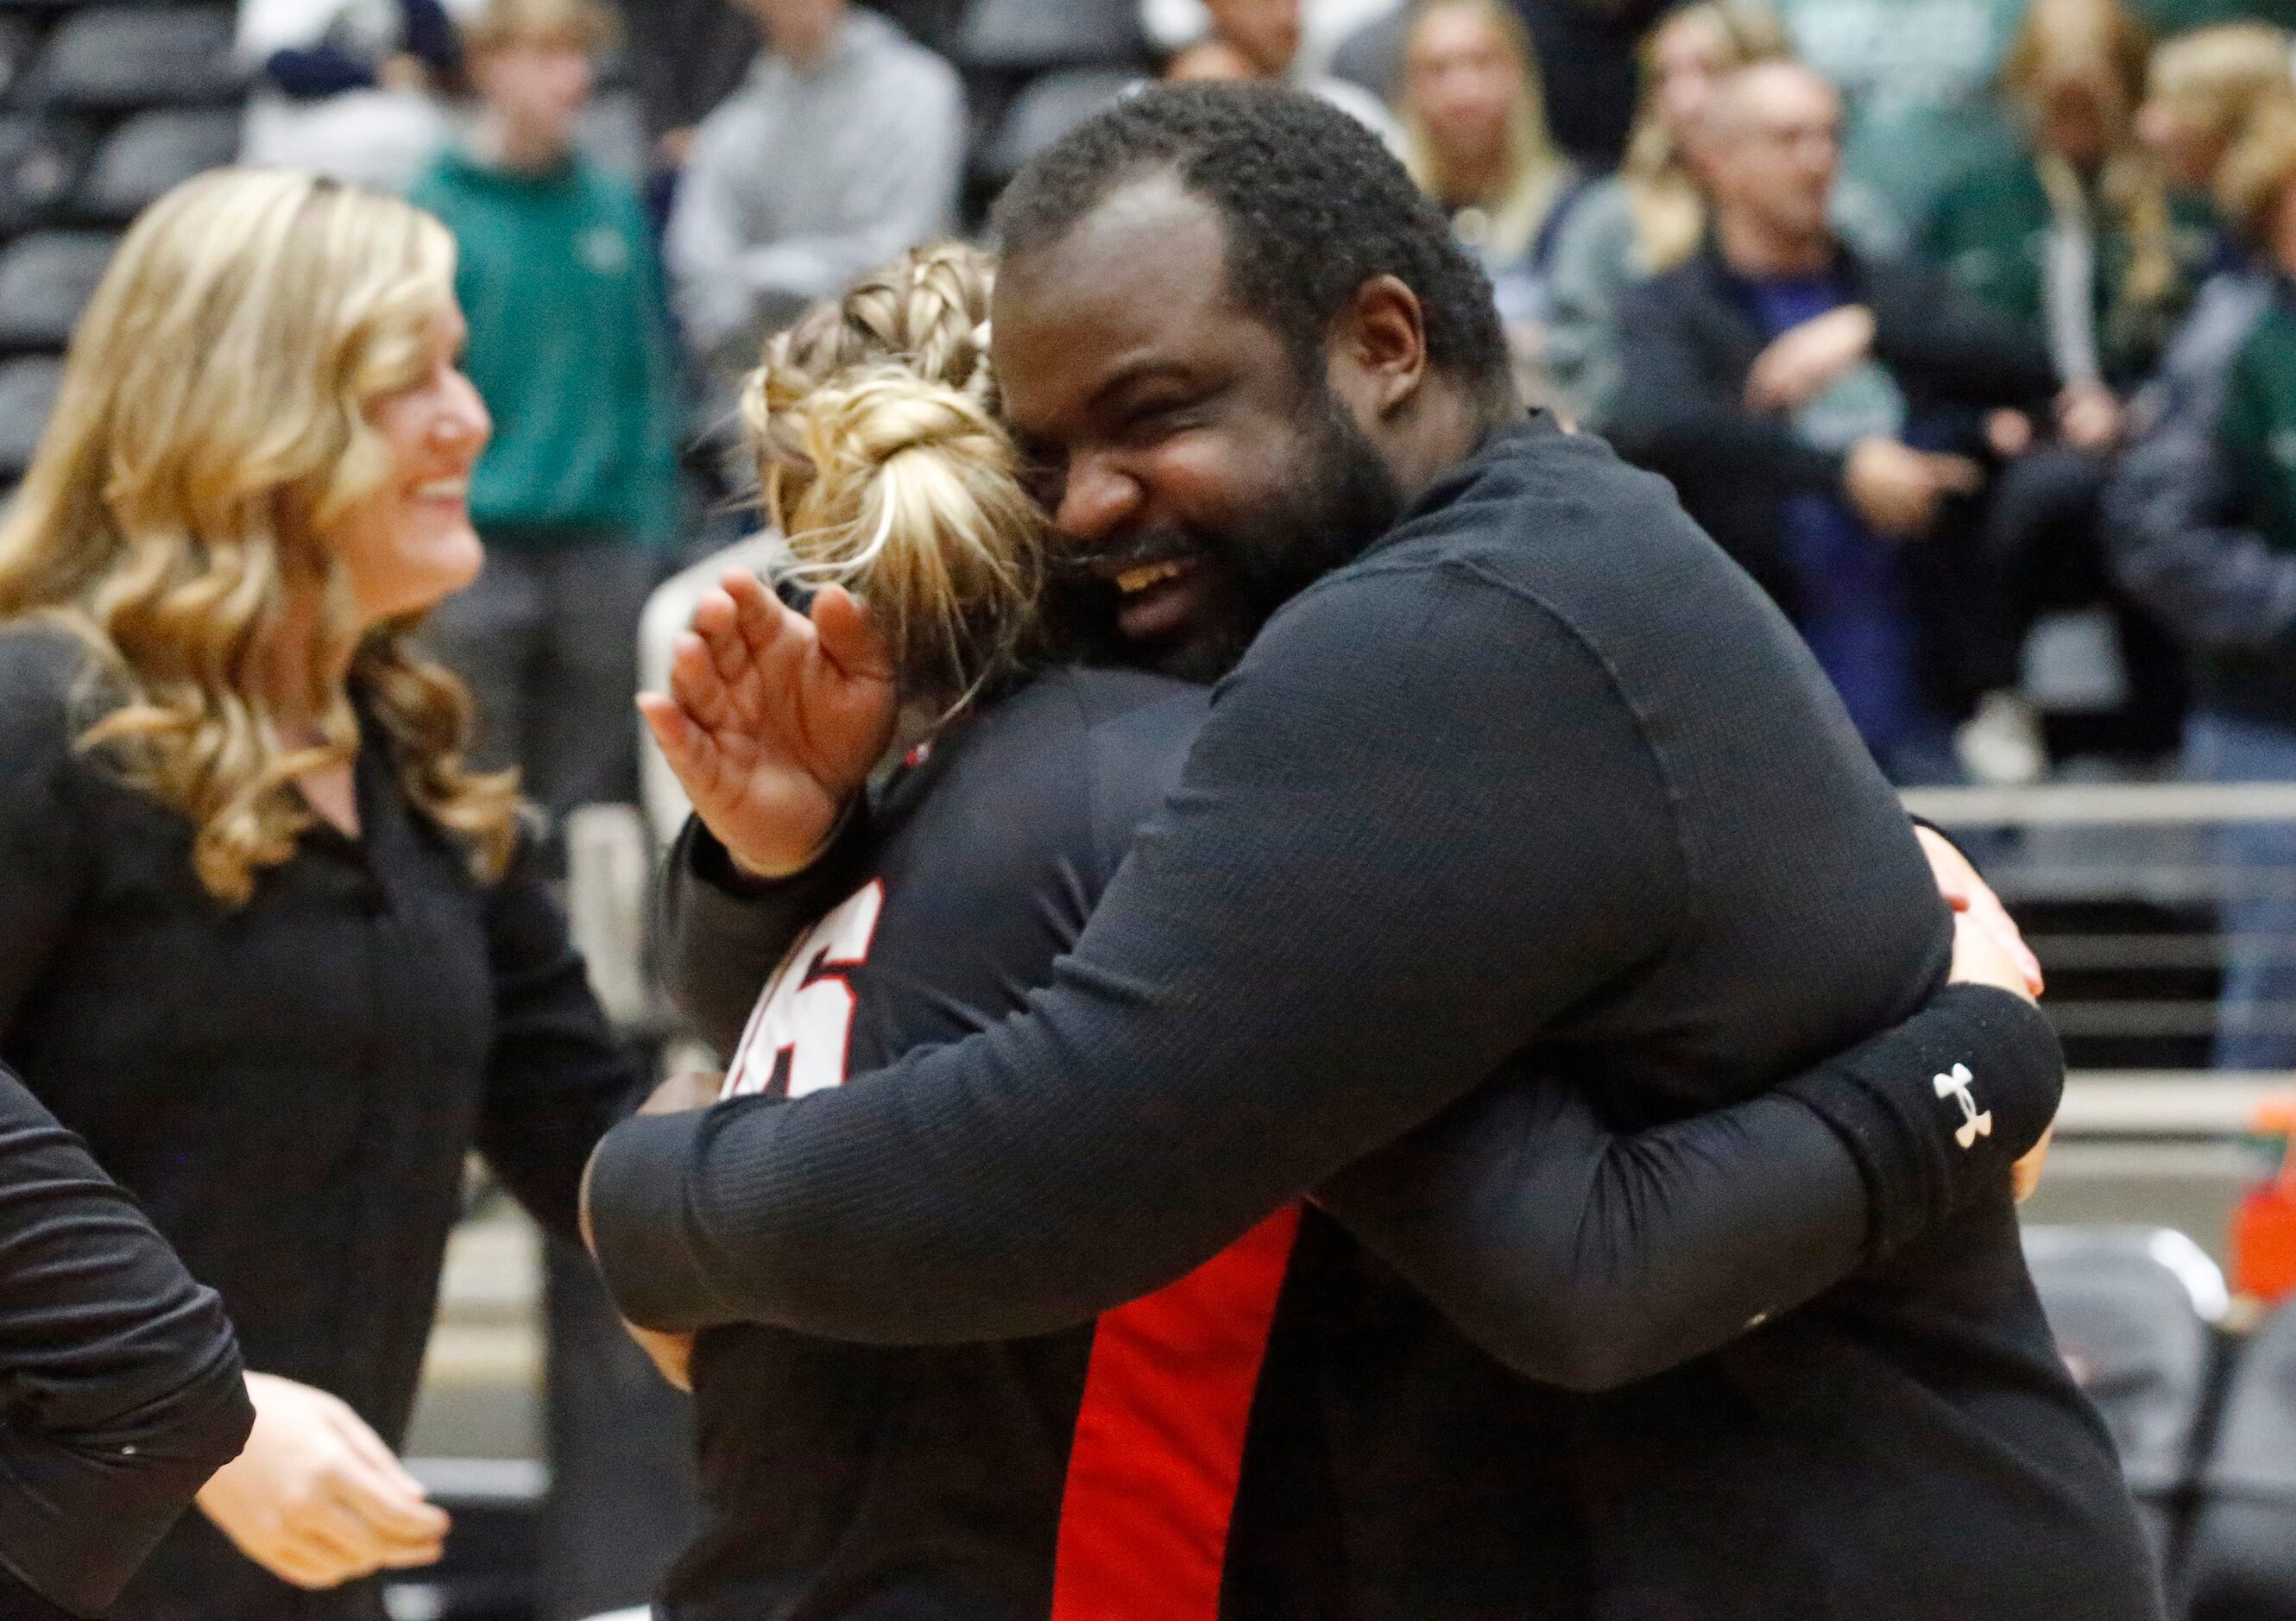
[990,83,1514,412]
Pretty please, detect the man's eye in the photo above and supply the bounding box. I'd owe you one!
[1019,457,1066,508]
[1120,402,1194,443]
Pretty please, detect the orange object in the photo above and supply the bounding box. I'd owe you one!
[2233,1096,2296,1302]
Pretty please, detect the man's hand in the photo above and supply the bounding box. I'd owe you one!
[1744,305,1876,413]
[2055,380,2123,453]
[196,1373,449,1590]
[638,570,897,880]
[1985,408,2034,459]
[1844,438,1983,540]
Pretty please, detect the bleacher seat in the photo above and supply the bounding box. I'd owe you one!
[0,229,112,350]
[2024,1225,2226,1569]
[25,8,243,112]
[2187,1299,2296,1620]
[0,113,90,237]
[77,106,237,223]
[979,66,1132,187]
[956,0,1141,71]
[0,352,59,475]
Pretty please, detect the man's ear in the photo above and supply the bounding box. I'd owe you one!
[1329,274,1428,419]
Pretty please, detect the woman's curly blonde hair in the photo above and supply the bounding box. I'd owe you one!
[738,242,1044,715]
[0,168,520,905]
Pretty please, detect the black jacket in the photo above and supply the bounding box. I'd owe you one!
[1610,239,2058,709]
[0,628,643,1620]
[595,417,2154,1619]
[0,1062,253,1620]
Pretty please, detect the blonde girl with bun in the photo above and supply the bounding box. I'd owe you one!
[0,167,642,1616]
[631,241,1232,1616]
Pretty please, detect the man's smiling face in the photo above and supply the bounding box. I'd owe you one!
[993,171,1404,681]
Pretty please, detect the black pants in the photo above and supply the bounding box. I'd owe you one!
[1981,444,2187,758]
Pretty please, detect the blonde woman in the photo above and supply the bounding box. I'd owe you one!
[2139,22,2293,228]
[618,240,2060,1618]
[0,167,641,1617]
[1542,0,1899,424]
[1924,0,2204,394]
[1396,0,1580,344]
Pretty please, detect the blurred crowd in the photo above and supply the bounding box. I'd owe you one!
[230,0,2296,1066]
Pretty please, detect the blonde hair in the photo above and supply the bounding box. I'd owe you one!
[739,243,1042,716]
[2001,0,2179,312]
[1399,0,1571,267]
[0,168,520,905]
[1620,0,1793,274]
[2148,23,2293,161]
[2216,90,2296,244]
[463,0,619,55]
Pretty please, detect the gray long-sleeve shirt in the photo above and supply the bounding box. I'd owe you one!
[2104,269,2296,651]
[665,9,962,381]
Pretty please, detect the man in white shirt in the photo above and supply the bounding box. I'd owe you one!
[665,0,963,399]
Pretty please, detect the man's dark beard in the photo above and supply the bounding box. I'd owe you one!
[1041,384,1407,684]
[1221,382,1408,627]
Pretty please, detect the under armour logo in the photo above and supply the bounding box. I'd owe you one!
[1933,1063,1992,1150]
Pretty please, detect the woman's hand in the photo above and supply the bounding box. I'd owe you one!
[1917,826,2042,997]
[195,1372,449,1589]
[638,571,896,881]
[1921,828,2054,1200]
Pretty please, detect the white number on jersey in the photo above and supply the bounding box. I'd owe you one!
[722,880,885,1101]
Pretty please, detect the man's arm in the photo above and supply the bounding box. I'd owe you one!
[0,1064,254,1617]
[1318,981,2059,1391]
[1608,286,1848,500]
[1870,261,2059,407]
[588,565,1686,1340]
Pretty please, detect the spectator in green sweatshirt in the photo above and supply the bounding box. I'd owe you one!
[411,0,684,847]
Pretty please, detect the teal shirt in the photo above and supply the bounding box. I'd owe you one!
[410,148,684,547]
[1921,150,2211,388]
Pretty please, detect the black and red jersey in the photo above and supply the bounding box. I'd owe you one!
[661,664,1315,1620]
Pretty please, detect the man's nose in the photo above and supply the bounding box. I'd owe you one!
[1056,455,1145,542]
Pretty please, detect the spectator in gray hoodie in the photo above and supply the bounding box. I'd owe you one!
[665,0,962,403]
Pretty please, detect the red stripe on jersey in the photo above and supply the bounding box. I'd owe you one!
[1050,1205,1303,1621]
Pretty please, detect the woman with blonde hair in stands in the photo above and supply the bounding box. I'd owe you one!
[621,230,2062,1617]
[1542,0,1899,424]
[1926,0,2205,399]
[1394,0,1580,382]
[0,167,641,1617]
[1921,0,2213,764]
[2140,22,2293,248]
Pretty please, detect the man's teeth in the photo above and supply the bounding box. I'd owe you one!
[1114,559,1189,594]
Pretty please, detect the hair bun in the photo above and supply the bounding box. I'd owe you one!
[800,368,995,473]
